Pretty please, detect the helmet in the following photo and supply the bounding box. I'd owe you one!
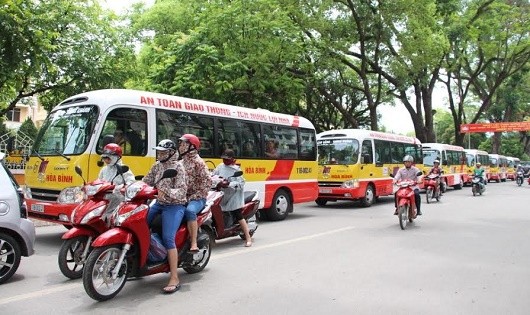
[433,159,440,164]
[154,139,177,151]
[403,155,414,162]
[102,143,122,158]
[179,134,201,150]
[476,162,482,166]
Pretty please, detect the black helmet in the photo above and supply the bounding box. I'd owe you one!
[154,139,177,151]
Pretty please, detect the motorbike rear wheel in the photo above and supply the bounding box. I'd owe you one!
[398,205,408,230]
[58,236,89,279]
[83,245,128,301]
[425,188,432,204]
[183,231,211,274]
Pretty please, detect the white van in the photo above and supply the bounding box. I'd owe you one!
[0,152,35,284]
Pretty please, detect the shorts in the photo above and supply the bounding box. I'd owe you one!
[184,198,206,221]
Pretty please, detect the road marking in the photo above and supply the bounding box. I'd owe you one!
[212,226,356,260]
[0,226,355,305]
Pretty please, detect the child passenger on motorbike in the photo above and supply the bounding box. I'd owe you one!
[212,149,252,247]
[143,139,187,294]
[393,155,423,216]
[177,134,212,253]
[98,143,135,221]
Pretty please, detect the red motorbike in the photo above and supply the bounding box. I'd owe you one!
[82,169,216,301]
[210,171,259,241]
[58,165,128,279]
[423,173,442,204]
[394,177,421,230]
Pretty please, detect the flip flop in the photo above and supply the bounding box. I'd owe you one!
[245,241,252,247]
[162,283,181,294]
[188,248,199,253]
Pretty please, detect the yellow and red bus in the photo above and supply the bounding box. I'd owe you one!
[488,154,508,182]
[421,143,466,190]
[464,149,490,185]
[506,156,520,180]
[316,129,422,207]
[24,89,318,224]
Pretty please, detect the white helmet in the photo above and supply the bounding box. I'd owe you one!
[403,155,414,162]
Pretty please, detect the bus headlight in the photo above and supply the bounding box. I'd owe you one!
[341,180,359,189]
[58,186,85,204]
[22,186,32,199]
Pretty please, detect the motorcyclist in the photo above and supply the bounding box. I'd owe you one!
[473,162,487,186]
[143,139,187,294]
[177,134,212,253]
[427,159,443,195]
[98,143,135,221]
[212,149,252,247]
[393,155,422,216]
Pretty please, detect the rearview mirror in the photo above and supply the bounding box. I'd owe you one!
[232,171,243,177]
[162,169,178,179]
[75,165,83,177]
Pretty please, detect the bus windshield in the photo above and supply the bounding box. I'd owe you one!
[317,139,359,165]
[33,105,98,156]
[423,149,440,167]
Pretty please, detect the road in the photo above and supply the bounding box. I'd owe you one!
[2,181,530,314]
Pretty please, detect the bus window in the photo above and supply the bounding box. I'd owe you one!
[263,125,299,159]
[374,140,392,164]
[218,119,242,157]
[240,122,261,158]
[97,108,147,156]
[361,140,373,164]
[299,129,316,161]
[156,110,214,157]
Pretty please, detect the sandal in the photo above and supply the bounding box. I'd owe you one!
[162,283,181,294]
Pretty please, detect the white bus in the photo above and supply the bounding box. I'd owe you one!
[25,89,318,224]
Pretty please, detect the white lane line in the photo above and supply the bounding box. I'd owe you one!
[0,226,356,305]
[212,226,356,260]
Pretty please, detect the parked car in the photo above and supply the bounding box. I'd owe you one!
[0,152,35,284]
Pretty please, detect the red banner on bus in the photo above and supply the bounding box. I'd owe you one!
[460,122,530,133]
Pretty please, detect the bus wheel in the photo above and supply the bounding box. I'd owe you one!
[453,182,462,190]
[315,198,327,207]
[360,184,375,207]
[266,189,291,221]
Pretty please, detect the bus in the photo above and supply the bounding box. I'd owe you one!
[464,149,490,185]
[421,143,466,190]
[316,129,422,207]
[506,156,521,180]
[488,154,508,182]
[24,89,318,224]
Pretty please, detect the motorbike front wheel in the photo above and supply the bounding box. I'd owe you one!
[58,236,89,279]
[398,205,408,230]
[83,245,128,301]
[517,178,523,186]
[472,185,477,196]
[425,188,432,204]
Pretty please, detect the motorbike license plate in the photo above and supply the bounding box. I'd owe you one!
[319,188,332,194]
[31,204,45,213]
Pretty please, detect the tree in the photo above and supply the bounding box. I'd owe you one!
[0,0,138,114]
[17,117,38,139]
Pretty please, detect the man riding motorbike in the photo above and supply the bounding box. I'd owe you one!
[393,155,422,216]
[427,159,443,195]
[473,162,487,185]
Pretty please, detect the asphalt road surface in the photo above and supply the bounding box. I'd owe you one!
[2,181,530,314]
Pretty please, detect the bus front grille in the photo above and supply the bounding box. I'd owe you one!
[30,188,61,202]
[318,182,343,187]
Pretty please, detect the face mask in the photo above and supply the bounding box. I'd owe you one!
[223,159,233,165]
[158,151,170,161]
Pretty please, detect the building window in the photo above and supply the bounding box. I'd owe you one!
[6,108,21,122]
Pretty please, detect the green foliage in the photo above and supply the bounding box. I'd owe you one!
[17,117,38,139]
[0,0,138,113]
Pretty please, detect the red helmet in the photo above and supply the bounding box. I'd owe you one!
[179,134,201,150]
[102,143,122,158]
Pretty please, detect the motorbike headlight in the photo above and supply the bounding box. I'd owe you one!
[125,182,143,201]
[80,205,107,224]
[114,204,148,226]
[341,179,359,189]
[85,184,104,197]
[58,186,85,204]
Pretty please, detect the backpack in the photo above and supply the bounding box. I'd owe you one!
[148,233,168,263]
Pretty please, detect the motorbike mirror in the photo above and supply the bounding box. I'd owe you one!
[417,171,423,176]
[162,168,178,179]
[231,171,243,177]
[389,173,394,178]
[75,165,83,177]
[117,165,129,174]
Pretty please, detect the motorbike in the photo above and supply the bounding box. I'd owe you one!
[393,172,422,230]
[424,173,441,204]
[57,165,128,279]
[516,170,524,186]
[210,171,259,241]
[471,175,486,196]
[82,169,216,301]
